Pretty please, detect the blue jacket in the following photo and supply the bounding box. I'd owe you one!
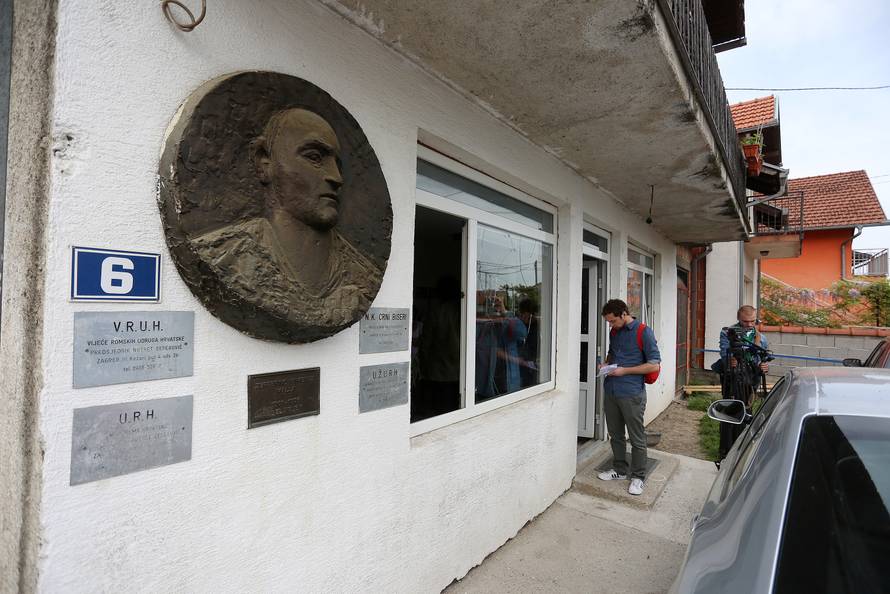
[604,318,661,396]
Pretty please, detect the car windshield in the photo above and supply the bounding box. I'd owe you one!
[774,415,890,593]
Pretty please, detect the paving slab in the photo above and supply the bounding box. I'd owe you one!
[445,452,717,594]
[573,447,679,509]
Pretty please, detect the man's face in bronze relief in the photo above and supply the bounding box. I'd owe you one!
[256,108,344,230]
[159,72,392,343]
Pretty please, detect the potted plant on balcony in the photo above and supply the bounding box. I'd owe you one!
[741,132,764,176]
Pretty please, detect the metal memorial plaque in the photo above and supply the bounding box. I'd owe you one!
[73,311,195,388]
[70,395,193,485]
[359,362,409,413]
[247,368,320,428]
[359,308,410,354]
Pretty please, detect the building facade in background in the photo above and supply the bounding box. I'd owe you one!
[1,1,751,590]
[762,170,887,289]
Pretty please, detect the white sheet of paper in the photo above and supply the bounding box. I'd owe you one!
[597,364,618,377]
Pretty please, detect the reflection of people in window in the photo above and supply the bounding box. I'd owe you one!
[191,108,381,330]
[476,295,528,399]
[518,298,540,387]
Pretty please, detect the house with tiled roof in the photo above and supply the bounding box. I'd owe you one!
[729,95,776,129]
[761,170,887,289]
[728,95,782,182]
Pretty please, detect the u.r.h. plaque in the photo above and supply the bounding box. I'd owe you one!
[247,368,320,428]
[70,395,193,485]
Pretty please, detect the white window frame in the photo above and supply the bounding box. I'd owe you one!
[411,146,558,437]
[627,244,656,326]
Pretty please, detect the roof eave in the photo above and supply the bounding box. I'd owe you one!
[802,221,890,233]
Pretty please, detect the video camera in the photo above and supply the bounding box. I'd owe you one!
[723,327,774,363]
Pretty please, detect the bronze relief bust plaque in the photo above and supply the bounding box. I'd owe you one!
[159,72,392,343]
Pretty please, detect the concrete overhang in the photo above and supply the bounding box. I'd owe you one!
[322,0,748,244]
[745,233,802,260]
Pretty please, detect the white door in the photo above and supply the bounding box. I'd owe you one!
[578,255,607,438]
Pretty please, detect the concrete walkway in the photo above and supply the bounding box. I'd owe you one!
[445,450,717,594]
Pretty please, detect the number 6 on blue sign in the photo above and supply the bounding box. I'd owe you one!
[71,247,161,302]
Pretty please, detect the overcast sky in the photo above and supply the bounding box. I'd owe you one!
[716,0,890,250]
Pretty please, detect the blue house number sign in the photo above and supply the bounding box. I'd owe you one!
[71,247,161,302]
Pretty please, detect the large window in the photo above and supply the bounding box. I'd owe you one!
[627,245,655,324]
[411,152,556,432]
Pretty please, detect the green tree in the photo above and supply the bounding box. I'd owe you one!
[862,279,890,326]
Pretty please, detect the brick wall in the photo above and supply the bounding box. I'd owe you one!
[691,247,707,368]
[759,325,887,379]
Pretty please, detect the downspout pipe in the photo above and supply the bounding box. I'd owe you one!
[689,245,712,369]
[841,226,863,280]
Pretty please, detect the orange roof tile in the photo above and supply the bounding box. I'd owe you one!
[730,95,776,130]
[772,170,886,230]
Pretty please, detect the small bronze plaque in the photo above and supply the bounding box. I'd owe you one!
[247,368,320,428]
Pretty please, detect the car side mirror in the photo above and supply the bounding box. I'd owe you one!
[707,399,749,425]
[842,358,863,367]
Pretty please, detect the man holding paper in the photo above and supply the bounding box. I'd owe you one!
[596,299,661,496]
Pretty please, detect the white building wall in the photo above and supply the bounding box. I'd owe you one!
[704,241,758,368]
[32,1,679,591]
[705,242,739,368]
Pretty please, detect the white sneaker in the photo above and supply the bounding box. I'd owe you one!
[597,469,627,481]
[628,478,644,495]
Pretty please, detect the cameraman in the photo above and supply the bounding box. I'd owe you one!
[714,305,770,461]
[717,305,770,390]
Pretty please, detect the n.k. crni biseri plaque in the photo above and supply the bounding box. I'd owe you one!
[359,308,410,354]
[158,71,393,343]
[70,395,193,486]
[73,311,195,388]
[247,368,320,428]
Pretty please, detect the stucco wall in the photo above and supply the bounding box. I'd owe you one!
[704,242,739,369]
[30,1,679,591]
[761,228,853,289]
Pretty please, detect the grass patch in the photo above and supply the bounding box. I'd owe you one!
[699,415,720,461]
[687,392,719,412]
[752,396,765,415]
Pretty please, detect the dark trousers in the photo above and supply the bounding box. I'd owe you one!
[604,390,647,480]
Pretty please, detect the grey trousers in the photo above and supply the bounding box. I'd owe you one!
[604,390,647,479]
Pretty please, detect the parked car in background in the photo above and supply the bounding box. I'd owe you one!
[843,336,890,368]
[671,366,890,594]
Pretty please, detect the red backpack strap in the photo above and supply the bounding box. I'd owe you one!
[636,323,646,358]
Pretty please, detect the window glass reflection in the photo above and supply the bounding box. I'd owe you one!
[627,268,643,319]
[475,225,552,402]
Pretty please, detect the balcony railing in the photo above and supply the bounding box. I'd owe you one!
[752,190,805,236]
[657,0,747,221]
[853,249,889,277]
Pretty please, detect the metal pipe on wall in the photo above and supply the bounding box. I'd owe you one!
[840,225,863,280]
